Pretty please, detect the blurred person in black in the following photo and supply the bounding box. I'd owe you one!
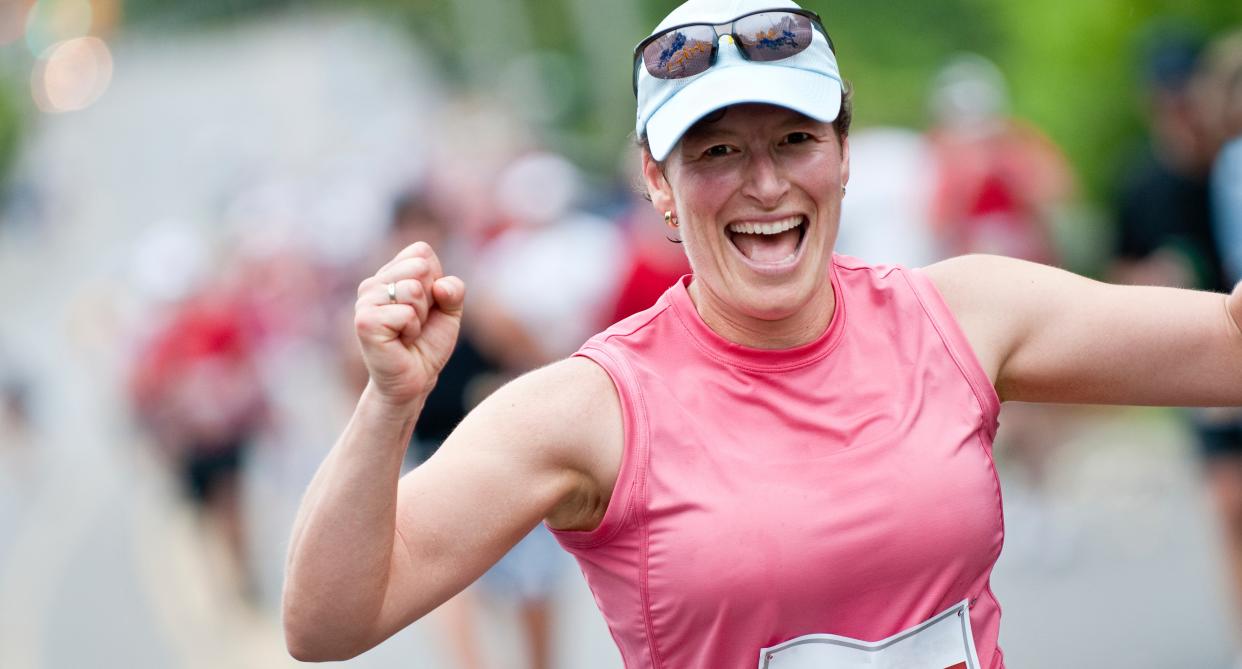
[343,191,505,466]
[1114,25,1242,665]
[386,192,501,466]
[1112,25,1222,291]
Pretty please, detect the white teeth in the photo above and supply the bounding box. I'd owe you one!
[727,216,803,235]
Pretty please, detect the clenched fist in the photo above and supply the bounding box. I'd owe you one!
[354,241,465,405]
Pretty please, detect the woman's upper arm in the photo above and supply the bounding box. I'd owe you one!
[924,254,1242,406]
[368,356,622,645]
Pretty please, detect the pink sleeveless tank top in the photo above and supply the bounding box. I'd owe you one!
[552,255,1005,668]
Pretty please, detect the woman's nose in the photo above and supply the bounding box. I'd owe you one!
[742,152,790,207]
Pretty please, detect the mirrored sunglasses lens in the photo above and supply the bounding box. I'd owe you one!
[643,26,715,79]
[735,12,813,62]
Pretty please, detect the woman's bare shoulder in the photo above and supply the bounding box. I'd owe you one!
[489,356,621,431]
[918,254,1032,386]
[462,356,624,530]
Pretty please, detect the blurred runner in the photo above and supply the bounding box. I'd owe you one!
[926,54,1072,265]
[128,274,269,601]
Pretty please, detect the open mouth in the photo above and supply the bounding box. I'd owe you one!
[726,215,808,266]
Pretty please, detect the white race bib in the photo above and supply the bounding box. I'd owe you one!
[757,599,981,669]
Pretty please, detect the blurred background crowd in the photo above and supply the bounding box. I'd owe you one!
[1,0,1241,667]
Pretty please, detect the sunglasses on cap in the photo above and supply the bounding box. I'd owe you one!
[632,8,835,96]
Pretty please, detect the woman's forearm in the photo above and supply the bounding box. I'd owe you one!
[282,381,423,660]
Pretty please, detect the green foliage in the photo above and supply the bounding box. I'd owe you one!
[0,78,23,188]
[803,0,1002,128]
[121,0,296,28]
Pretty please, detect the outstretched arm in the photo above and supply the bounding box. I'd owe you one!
[924,254,1242,407]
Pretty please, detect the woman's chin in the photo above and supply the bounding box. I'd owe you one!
[734,286,811,322]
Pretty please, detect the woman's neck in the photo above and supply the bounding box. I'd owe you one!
[687,279,837,350]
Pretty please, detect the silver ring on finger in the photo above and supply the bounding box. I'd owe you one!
[386,281,398,304]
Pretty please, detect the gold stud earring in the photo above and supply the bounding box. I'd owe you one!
[664,210,678,227]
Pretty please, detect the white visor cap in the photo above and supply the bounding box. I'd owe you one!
[635,0,844,161]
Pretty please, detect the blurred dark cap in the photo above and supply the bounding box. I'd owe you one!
[1137,22,1206,91]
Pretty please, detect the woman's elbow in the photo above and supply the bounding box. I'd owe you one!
[282,600,370,662]
[284,624,367,663]
[285,642,356,663]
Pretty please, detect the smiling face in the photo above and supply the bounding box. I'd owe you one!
[642,103,849,348]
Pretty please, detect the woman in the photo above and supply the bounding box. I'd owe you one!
[282,1,1242,666]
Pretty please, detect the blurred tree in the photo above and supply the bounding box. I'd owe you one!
[803,0,1003,128]
[994,0,1242,201]
[0,78,23,191]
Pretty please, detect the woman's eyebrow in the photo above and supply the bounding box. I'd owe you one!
[682,125,736,144]
[776,114,822,131]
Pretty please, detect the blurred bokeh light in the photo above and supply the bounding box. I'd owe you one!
[30,36,112,112]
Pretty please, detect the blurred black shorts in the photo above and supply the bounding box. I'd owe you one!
[182,441,247,503]
[1199,422,1242,460]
